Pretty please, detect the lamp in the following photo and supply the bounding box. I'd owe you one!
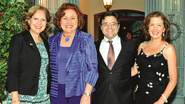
[103,0,113,11]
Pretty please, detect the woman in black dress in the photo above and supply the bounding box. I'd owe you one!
[132,11,177,104]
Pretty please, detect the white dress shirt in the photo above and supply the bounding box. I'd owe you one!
[99,35,122,66]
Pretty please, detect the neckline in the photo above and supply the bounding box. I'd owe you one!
[140,42,168,57]
[141,49,162,57]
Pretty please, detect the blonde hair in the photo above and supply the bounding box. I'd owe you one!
[22,5,52,36]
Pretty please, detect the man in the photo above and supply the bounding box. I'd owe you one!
[126,31,133,40]
[94,11,136,104]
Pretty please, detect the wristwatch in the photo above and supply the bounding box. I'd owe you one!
[84,92,91,96]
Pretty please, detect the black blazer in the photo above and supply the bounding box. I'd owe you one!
[6,30,50,95]
[94,37,136,104]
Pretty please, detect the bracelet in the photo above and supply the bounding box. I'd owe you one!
[12,99,20,103]
[161,94,168,103]
[84,92,91,96]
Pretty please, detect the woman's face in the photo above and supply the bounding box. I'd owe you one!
[148,17,166,40]
[28,9,47,35]
[60,9,78,35]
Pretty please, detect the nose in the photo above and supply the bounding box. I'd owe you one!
[154,25,157,30]
[38,20,42,24]
[108,24,112,28]
[67,19,71,23]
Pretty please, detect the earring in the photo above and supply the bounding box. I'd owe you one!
[162,32,165,37]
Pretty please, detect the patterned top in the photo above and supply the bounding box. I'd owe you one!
[7,42,50,104]
[135,41,169,104]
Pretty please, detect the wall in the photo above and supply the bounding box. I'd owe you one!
[80,0,145,37]
[79,0,91,33]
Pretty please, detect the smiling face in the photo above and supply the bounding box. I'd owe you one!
[101,16,120,40]
[148,17,166,40]
[60,9,78,35]
[28,9,47,35]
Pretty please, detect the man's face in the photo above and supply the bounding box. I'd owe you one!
[126,32,132,39]
[101,16,120,40]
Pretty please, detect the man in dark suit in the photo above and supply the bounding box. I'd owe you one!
[94,11,136,104]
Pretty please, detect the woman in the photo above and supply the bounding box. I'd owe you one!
[131,11,177,104]
[6,5,51,104]
[48,3,98,104]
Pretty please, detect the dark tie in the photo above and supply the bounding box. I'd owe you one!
[107,41,115,70]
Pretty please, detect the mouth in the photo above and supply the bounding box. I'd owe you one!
[152,32,159,35]
[35,26,42,29]
[107,29,113,32]
[66,25,72,28]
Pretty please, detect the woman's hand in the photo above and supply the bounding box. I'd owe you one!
[153,96,166,104]
[12,100,21,104]
[80,94,90,104]
[131,62,138,76]
[11,91,20,104]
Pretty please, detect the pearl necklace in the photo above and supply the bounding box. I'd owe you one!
[63,34,74,42]
[150,41,161,47]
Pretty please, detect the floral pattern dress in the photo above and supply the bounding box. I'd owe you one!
[7,42,50,104]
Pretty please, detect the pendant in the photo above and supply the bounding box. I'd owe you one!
[65,37,70,42]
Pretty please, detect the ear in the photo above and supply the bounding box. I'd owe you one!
[28,19,30,25]
[100,25,103,31]
[163,28,166,32]
[118,24,120,30]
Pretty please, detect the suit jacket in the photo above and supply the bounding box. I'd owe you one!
[48,29,99,98]
[6,30,50,95]
[94,37,136,104]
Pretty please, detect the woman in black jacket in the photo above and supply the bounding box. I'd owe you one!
[6,5,51,104]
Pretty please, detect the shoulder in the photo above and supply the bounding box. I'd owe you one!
[121,37,135,45]
[78,31,94,43]
[137,41,147,54]
[11,31,28,41]
[48,32,61,42]
[79,31,92,38]
[163,43,176,60]
[138,41,147,48]
[164,43,175,53]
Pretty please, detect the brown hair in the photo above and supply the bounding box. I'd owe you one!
[142,11,170,40]
[53,3,85,30]
[22,5,51,35]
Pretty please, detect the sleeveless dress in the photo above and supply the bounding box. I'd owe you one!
[135,42,169,104]
[7,42,50,104]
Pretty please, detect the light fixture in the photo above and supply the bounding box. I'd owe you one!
[103,0,113,11]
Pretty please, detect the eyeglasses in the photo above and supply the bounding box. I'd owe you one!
[101,22,118,27]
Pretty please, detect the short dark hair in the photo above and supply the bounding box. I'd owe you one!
[142,11,170,41]
[100,11,120,25]
[53,3,85,30]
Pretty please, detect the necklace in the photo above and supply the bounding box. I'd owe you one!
[63,34,74,42]
[36,37,42,43]
[150,41,161,47]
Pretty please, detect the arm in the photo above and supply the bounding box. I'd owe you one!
[7,35,22,103]
[131,42,143,76]
[80,35,99,104]
[80,83,93,104]
[154,44,177,104]
[11,91,20,104]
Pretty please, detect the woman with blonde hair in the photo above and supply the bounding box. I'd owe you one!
[6,5,51,104]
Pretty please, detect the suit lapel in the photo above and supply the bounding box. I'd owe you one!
[112,38,128,69]
[23,30,40,57]
[95,40,108,69]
